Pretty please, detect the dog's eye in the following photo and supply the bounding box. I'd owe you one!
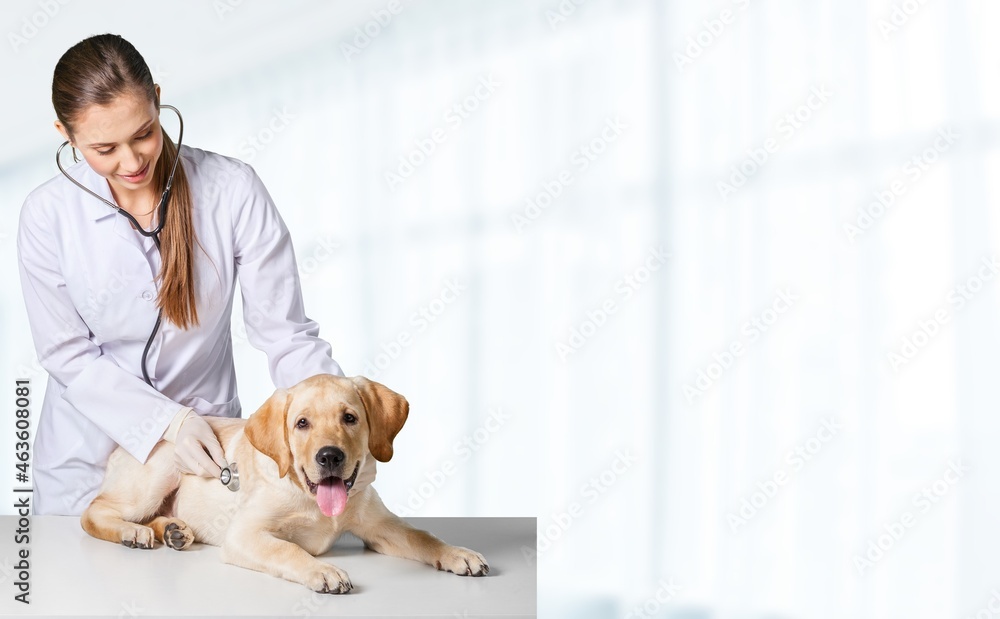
[343,413,357,425]
[296,418,310,429]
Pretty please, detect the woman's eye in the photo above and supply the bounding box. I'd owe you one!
[93,130,150,156]
[296,418,309,429]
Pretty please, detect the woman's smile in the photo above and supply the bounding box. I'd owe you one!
[118,162,150,183]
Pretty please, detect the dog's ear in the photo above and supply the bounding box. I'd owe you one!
[244,389,293,478]
[350,377,408,462]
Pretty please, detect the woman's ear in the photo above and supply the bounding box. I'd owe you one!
[53,120,71,144]
[244,389,293,478]
[350,377,409,463]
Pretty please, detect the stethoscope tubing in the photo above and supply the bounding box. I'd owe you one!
[55,104,183,244]
[54,104,185,387]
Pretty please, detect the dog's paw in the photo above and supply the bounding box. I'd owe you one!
[435,545,489,576]
[304,563,353,594]
[163,520,195,551]
[120,525,154,550]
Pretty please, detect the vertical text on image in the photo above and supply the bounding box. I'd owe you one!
[13,379,32,605]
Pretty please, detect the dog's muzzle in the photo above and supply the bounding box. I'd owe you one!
[305,461,360,518]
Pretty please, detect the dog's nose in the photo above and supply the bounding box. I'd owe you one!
[316,446,345,471]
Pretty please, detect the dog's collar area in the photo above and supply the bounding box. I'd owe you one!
[304,461,360,494]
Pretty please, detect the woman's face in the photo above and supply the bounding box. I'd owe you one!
[55,90,164,199]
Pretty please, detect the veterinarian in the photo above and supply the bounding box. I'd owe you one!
[17,34,372,515]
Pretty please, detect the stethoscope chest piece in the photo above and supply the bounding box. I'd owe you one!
[220,462,240,492]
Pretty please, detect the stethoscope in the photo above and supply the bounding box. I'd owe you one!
[55,106,240,493]
[55,104,184,388]
[220,462,240,492]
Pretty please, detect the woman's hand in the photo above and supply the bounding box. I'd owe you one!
[163,407,228,477]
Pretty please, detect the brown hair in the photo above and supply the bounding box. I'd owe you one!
[52,33,199,329]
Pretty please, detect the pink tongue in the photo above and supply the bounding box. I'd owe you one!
[316,478,347,517]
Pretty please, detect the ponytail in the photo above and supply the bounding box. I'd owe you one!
[52,33,199,329]
[152,126,199,328]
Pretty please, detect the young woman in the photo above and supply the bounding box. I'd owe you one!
[17,33,372,515]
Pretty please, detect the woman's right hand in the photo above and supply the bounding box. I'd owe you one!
[163,408,228,477]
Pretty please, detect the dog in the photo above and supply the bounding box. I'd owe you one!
[81,374,489,593]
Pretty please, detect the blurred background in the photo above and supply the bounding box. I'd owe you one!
[2,0,999,617]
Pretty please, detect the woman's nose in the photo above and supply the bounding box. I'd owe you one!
[119,146,143,172]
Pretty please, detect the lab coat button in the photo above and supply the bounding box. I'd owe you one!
[141,290,153,301]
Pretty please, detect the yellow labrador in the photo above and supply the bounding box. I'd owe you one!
[81,375,489,593]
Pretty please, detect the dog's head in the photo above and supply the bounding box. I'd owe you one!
[243,374,408,517]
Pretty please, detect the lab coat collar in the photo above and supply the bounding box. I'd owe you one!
[65,145,192,223]
[62,161,161,270]
[64,160,120,222]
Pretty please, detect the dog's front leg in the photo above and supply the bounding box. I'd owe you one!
[221,525,353,594]
[351,490,489,576]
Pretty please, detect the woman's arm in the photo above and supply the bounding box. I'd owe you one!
[17,197,185,461]
[232,165,344,387]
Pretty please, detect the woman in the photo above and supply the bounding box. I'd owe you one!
[17,33,370,515]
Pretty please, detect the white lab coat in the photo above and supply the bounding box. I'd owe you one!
[17,145,343,515]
